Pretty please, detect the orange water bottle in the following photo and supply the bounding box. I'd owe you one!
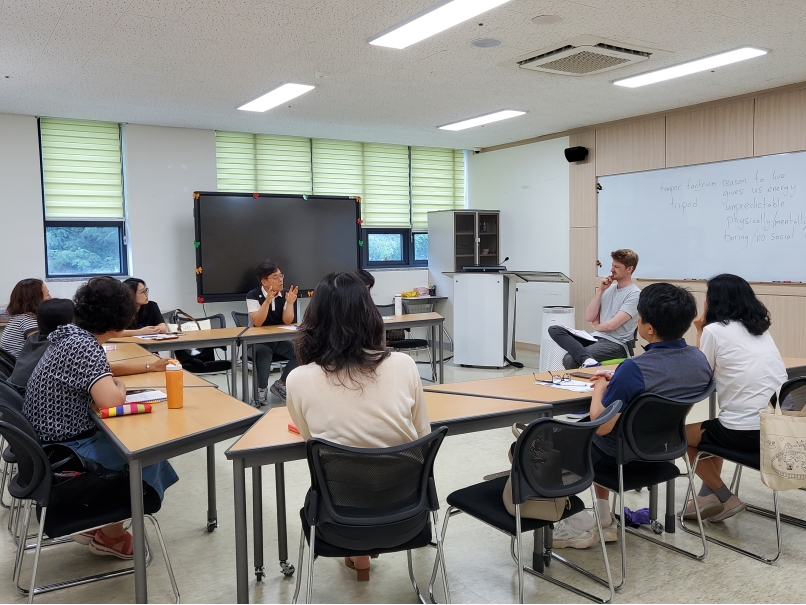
[165,362,184,409]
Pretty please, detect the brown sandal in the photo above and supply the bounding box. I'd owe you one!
[344,556,370,581]
[89,530,134,560]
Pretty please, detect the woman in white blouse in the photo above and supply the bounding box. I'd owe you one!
[286,271,430,581]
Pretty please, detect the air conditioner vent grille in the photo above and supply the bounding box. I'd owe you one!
[517,45,574,66]
[538,50,631,74]
[594,43,651,58]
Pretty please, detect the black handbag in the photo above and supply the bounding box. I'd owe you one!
[44,443,129,509]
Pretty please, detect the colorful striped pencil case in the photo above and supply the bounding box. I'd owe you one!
[98,403,153,418]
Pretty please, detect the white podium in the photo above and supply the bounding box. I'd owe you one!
[448,271,571,368]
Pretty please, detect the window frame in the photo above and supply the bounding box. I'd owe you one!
[42,220,129,278]
[38,118,129,279]
[361,227,414,269]
[412,231,428,267]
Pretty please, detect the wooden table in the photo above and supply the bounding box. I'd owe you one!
[784,357,806,378]
[105,343,154,363]
[119,370,215,390]
[110,327,248,400]
[225,391,551,602]
[238,313,446,402]
[93,386,261,603]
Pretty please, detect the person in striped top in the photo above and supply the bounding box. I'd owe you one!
[1,278,51,358]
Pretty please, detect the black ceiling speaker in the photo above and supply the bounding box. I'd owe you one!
[564,146,589,162]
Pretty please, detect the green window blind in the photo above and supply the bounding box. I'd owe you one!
[216,131,257,192]
[362,143,410,227]
[411,147,465,229]
[40,118,124,219]
[256,134,312,195]
[311,139,363,197]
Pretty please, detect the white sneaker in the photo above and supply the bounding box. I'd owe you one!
[552,519,599,549]
[582,358,602,368]
[597,513,618,543]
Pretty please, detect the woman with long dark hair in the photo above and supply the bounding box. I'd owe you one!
[1,278,51,357]
[286,271,430,581]
[120,278,167,337]
[683,273,786,522]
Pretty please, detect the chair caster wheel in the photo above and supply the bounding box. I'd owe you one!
[543,552,551,567]
[207,520,218,532]
[255,566,265,581]
[280,560,295,577]
[650,520,664,535]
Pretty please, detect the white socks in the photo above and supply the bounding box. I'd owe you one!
[596,498,612,526]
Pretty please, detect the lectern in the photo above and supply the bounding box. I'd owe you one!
[445,271,571,368]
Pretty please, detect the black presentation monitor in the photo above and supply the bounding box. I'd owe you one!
[194,192,361,302]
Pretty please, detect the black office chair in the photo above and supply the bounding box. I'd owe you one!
[232,311,290,406]
[0,383,24,516]
[592,383,715,590]
[0,405,179,603]
[679,377,806,564]
[0,347,17,371]
[0,355,14,380]
[292,427,450,604]
[376,303,436,382]
[434,407,618,604]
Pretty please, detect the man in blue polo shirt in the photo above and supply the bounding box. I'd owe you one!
[552,283,713,549]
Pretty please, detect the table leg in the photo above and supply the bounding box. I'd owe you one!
[129,459,147,603]
[438,324,444,384]
[532,528,543,570]
[241,341,250,404]
[708,392,717,420]
[230,342,238,400]
[665,479,676,534]
[275,463,294,576]
[234,459,249,604]
[207,445,218,532]
[252,466,265,580]
[430,325,437,381]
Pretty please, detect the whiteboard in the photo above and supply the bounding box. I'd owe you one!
[598,152,806,282]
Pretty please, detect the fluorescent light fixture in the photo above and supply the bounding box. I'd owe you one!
[369,0,513,49]
[614,46,768,88]
[238,83,315,112]
[439,110,525,131]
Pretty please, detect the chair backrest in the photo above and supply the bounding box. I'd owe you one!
[0,377,24,410]
[305,427,447,529]
[0,348,17,369]
[510,404,619,504]
[231,311,249,328]
[177,313,225,330]
[0,356,13,380]
[626,328,638,357]
[0,405,51,505]
[779,376,806,412]
[615,382,716,464]
[375,304,395,316]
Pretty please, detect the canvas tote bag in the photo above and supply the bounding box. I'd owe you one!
[760,390,806,491]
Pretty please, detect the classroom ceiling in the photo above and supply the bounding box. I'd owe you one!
[0,0,805,149]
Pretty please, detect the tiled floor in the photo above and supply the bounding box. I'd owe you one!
[2,350,804,603]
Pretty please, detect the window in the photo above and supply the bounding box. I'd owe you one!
[39,118,128,277]
[216,132,466,266]
[362,228,410,268]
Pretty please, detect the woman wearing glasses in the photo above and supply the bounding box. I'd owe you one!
[246,260,300,404]
[120,278,167,337]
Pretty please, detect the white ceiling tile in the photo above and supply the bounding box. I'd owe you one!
[127,0,194,20]
[0,0,68,31]
[60,0,132,27]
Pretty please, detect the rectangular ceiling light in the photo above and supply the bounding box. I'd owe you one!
[614,47,768,88]
[369,0,513,50]
[439,110,525,131]
[238,83,315,112]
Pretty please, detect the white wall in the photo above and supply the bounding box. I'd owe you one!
[0,114,48,302]
[124,124,217,316]
[467,137,571,346]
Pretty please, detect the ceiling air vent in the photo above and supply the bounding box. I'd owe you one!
[511,35,656,77]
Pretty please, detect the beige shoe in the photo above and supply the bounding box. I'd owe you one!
[707,495,746,522]
[681,493,723,520]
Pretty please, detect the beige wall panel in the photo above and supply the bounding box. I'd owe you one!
[666,100,754,167]
[570,227,599,328]
[569,131,597,228]
[595,118,666,176]
[754,89,806,156]
[757,295,806,358]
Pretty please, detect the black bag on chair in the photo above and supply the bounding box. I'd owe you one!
[43,443,130,510]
